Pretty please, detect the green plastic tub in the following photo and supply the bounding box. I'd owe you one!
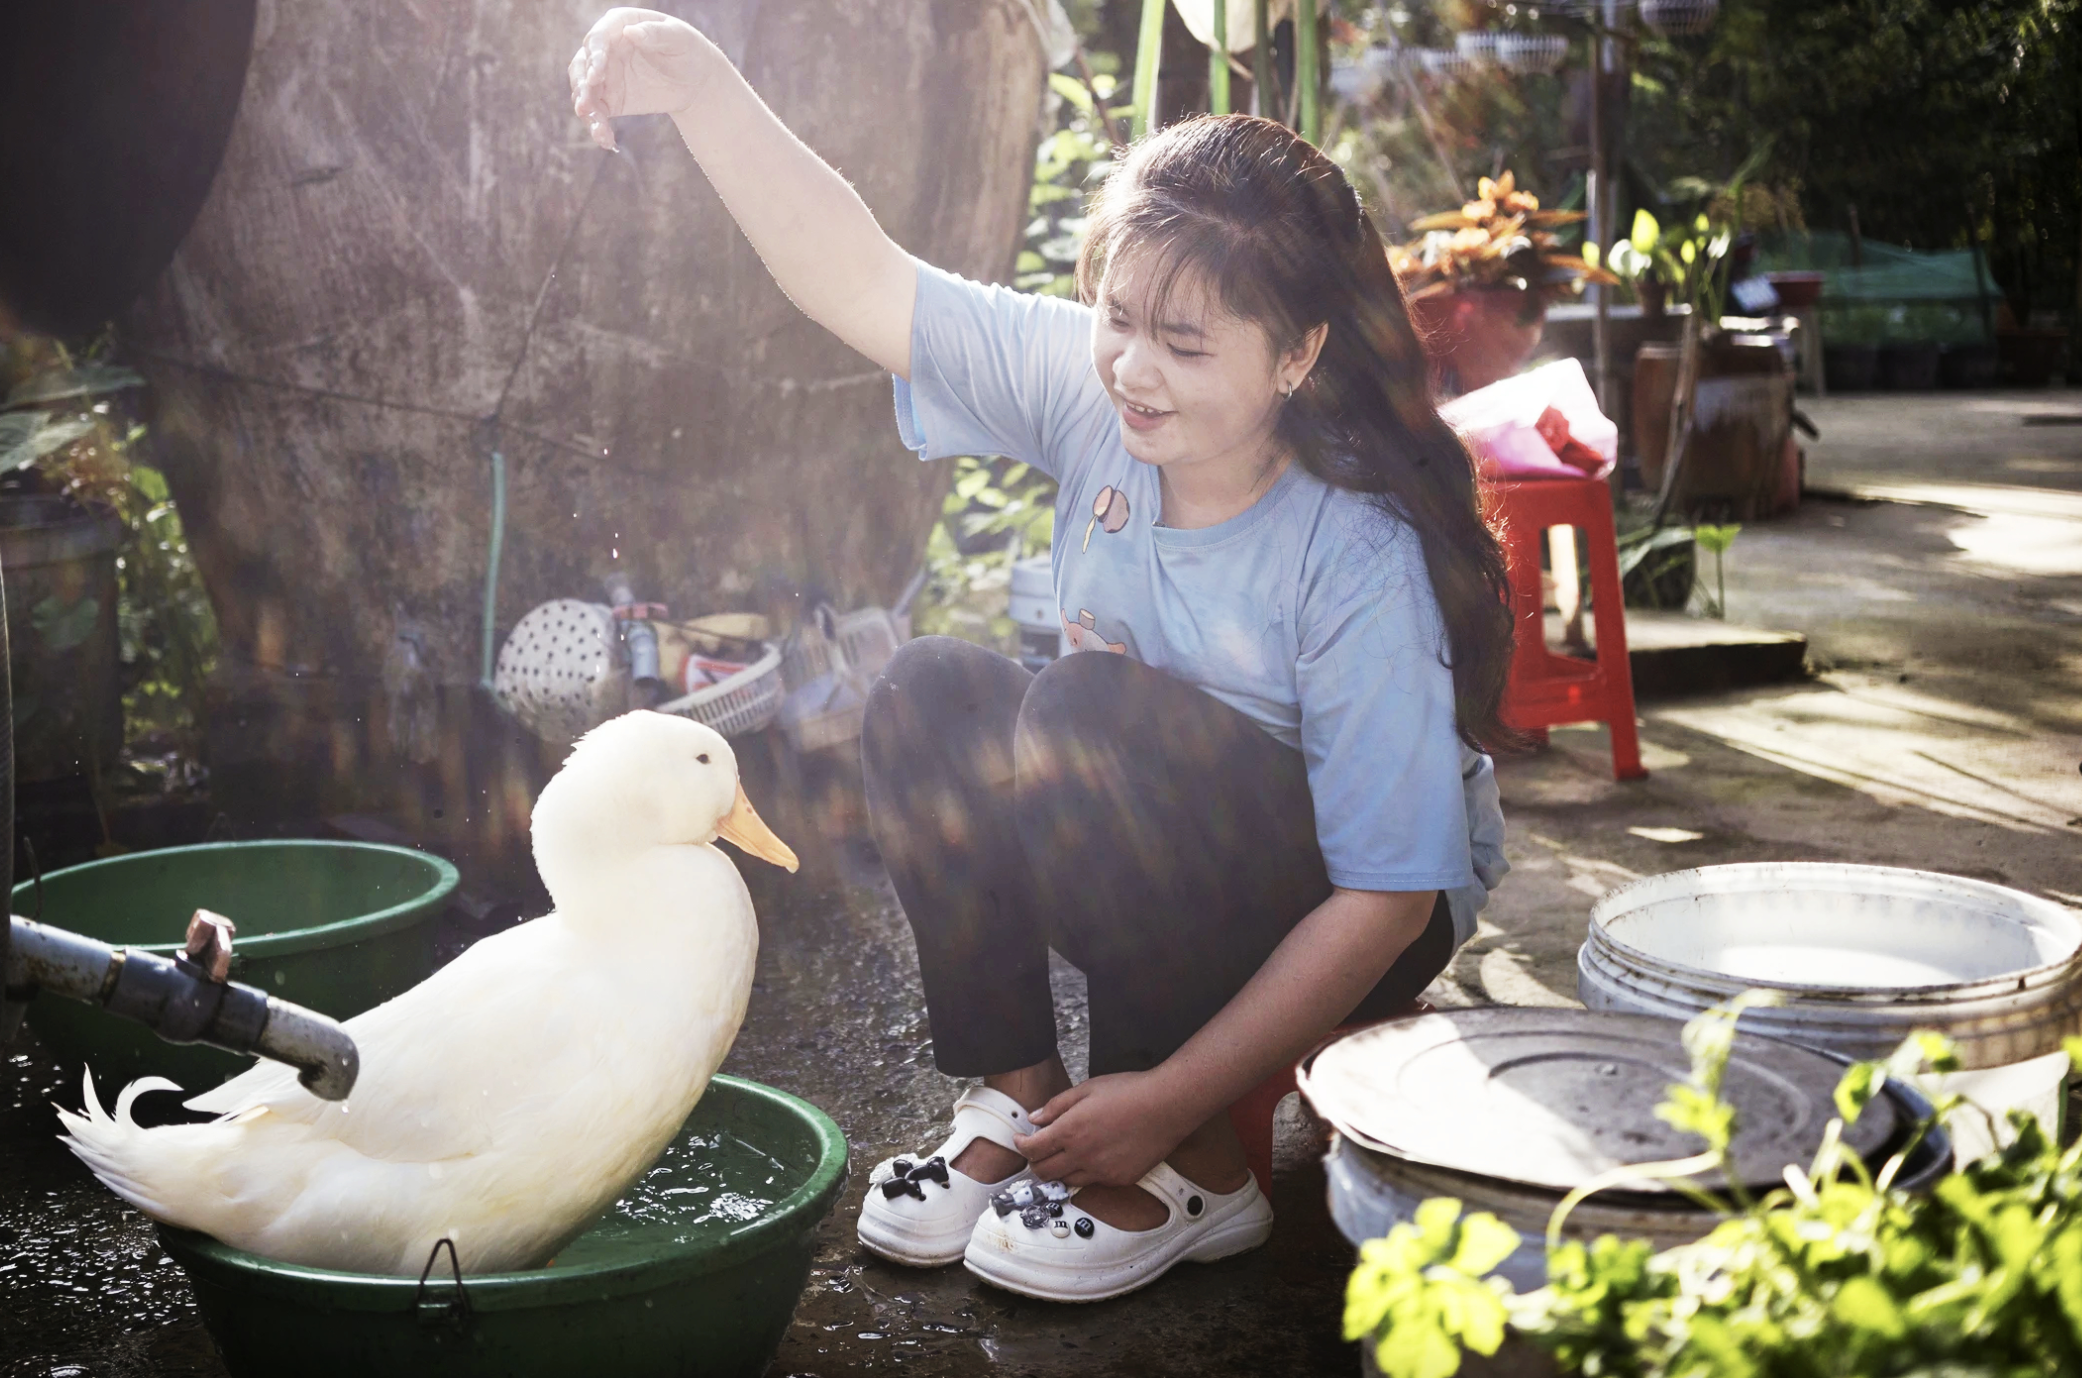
[160,1075,849,1378]
[19,840,459,1092]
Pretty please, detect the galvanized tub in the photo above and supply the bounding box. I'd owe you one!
[1305,1009,1951,1293]
[1578,863,2082,1070]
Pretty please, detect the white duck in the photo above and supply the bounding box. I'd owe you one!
[58,710,797,1275]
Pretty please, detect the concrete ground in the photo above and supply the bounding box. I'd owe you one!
[4,386,2081,1377]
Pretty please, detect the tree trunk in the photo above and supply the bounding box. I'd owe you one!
[123,0,1046,861]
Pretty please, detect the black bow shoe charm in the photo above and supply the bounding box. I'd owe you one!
[879,1155,951,1200]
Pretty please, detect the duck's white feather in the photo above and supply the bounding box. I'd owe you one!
[57,712,771,1276]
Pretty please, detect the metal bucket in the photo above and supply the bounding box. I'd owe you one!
[1008,555,1062,673]
[1579,863,2082,1070]
[1325,1074,1952,1294]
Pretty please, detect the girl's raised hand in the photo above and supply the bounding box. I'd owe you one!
[569,8,710,152]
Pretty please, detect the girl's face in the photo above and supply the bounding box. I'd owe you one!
[1090,253,1322,476]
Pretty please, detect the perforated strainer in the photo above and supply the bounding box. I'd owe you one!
[493,599,629,743]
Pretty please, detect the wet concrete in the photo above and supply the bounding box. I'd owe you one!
[6,387,2082,1376]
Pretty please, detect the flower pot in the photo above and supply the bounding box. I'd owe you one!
[1765,272,1825,310]
[1633,343,1681,493]
[1410,287,1546,395]
[1878,341,1940,391]
[1938,342,1998,389]
[1634,335,1794,520]
[0,495,123,783]
[1998,328,2069,386]
[1823,343,1880,392]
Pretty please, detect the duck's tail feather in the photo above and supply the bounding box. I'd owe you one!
[56,1068,225,1224]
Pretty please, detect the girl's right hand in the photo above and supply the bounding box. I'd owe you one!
[569,8,711,152]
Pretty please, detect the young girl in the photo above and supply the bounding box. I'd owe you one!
[571,8,1510,1304]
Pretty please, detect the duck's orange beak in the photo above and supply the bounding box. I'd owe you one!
[715,781,799,873]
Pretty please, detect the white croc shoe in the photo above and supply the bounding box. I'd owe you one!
[962,1161,1273,1302]
[857,1086,1037,1267]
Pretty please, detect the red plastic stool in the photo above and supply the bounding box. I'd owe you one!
[1488,475,1647,781]
[1226,1001,1432,1196]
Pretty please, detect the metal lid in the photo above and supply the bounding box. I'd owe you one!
[1297,1008,1898,1195]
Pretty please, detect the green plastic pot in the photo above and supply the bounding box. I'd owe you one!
[19,840,459,1092]
[160,1075,849,1378]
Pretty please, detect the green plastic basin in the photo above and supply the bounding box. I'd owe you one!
[19,840,459,1092]
[160,1075,850,1378]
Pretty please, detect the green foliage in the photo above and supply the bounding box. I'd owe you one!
[1628,0,2078,320]
[911,455,1057,649]
[1345,1197,1518,1378]
[1617,522,1698,611]
[1017,72,1127,298]
[1820,301,1987,348]
[916,61,1124,643]
[115,460,219,759]
[1692,522,1740,621]
[1346,1005,2082,1378]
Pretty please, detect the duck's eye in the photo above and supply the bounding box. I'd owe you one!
[696,753,711,765]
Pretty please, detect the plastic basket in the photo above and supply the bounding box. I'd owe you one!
[781,606,902,691]
[656,640,784,739]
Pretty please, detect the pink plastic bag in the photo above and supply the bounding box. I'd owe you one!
[1437,357,1618,481]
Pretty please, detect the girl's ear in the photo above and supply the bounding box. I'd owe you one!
[1282,322,1330,389]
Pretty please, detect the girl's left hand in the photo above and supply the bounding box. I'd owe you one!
[1012,1071,1196,1188]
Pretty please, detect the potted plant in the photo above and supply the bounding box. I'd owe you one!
[1389,172,1617,395]
[0,345,217,811]
[1604,203,1796,522]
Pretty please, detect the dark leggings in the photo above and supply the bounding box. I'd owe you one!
[861,637,1454,1079]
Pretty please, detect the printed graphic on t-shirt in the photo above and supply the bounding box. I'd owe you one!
[1064,483,1133,654]
[1081,484,1131,551]
[1060,607,1127,654]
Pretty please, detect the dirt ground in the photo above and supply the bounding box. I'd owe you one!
[4,386,2080,1378]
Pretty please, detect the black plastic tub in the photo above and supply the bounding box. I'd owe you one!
[1939,343,1999,389]
[1879,341,1941,391]
[1823,343,1880,391]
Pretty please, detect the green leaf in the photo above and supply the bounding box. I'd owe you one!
[0,410,95,470]
[1887,1030,1963,1077]
[1833,1061,1886,1124]
[1047,71,1094,113]
[1693,522,1741,554]
[1447,1213,1521,1278]
[1829,1275,1906,1338]
[4,362,145,407]
[1376,1315,1462,1378]
[32,594,101,652]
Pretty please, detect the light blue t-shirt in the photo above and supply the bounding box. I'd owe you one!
[893,261,1507,947]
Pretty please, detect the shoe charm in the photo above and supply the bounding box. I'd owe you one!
[878,1155,951,1200]
[989,1178,1072,1229]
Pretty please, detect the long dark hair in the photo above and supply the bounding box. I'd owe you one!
[1076,114,1515,750]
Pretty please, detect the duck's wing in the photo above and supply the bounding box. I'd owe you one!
[183,916,594,1161]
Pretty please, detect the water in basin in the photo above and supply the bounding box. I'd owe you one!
[1700,943,1985,988]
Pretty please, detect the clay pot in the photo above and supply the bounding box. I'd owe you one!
[1410,286,1546,394]
[1633,334,1797,520]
